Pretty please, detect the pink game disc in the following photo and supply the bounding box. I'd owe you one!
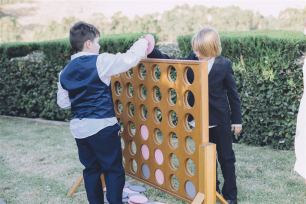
[140,125,149,140]
[154,149,164,165]
[155,169,164,185]
[144,34,155,54]
[141,145,150,160]
[129,194,149,203]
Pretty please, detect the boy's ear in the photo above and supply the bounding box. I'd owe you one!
[84,40,91,49]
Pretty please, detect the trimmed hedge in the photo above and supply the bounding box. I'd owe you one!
[0,33,143,121]
[178,31,306,149]
[1,31,305,149]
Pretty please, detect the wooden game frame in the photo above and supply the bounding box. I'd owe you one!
[68,59,227,204]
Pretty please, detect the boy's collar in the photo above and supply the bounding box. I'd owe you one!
[209,57,215,63]
[71,52,98,60]
[199,57,215,63]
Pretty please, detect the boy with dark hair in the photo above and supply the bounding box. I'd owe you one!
[57,21,154,204]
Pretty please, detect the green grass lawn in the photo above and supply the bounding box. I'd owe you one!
[0,116,305,204]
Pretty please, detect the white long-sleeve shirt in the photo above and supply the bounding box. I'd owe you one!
[57,38,148,139]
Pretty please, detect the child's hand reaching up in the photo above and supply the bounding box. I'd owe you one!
[143,34,155,55]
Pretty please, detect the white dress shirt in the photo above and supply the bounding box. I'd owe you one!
[57,38,148,139]
[207,57,215,74]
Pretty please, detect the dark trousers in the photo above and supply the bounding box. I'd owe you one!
[209,125,237,200]
[75,124,125,204]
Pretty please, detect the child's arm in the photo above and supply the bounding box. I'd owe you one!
[148,48,198,61]
[224,60,242,129]
[147,48,171,59]
[96,38,149,77]
[186,52,198,60]
[57,73,71,109]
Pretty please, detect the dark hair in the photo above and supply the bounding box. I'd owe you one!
[69,21,100,52]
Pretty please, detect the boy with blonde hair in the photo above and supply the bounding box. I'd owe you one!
[148,27,242,204]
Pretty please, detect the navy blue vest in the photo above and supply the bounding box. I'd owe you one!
[60,55,115,119]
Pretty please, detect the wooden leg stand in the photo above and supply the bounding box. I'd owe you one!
[67,174,105,197]
[217,192,228,204]
[192,143,227,204]
[67,175,83,196]
[192,192,205,204]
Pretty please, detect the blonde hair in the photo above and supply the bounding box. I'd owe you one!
[192,27,222,58]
